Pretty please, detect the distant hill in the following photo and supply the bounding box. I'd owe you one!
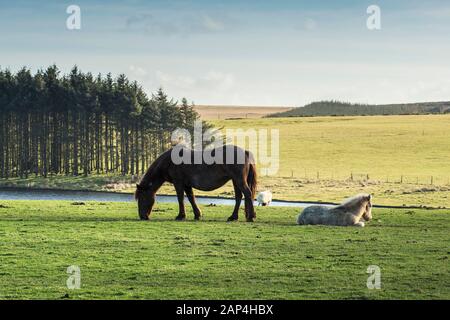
[268,101,450,117]
[194,105,293,120]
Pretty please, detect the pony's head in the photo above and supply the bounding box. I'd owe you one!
[134,183,155,220]
[362,194,373,221]
[340,193,373,221]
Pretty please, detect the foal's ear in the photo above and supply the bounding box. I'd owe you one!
[367,194,372,201]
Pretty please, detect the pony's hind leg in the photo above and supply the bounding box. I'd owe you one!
[185,186,202,220]
[240,182,256,222]
[174,183,186,221]
[228,181,242,221]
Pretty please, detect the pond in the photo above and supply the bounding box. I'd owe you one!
[0,188,320,208]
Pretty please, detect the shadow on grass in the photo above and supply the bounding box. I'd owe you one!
[0,216,138,222]
[0,215,422,228]
[0,215,295,225]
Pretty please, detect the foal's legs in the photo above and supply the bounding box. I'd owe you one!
[227,181,243,221]
[185,186,202,220]
[174,183,186,221]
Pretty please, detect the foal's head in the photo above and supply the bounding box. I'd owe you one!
[362,194,373,221]
[135,183,156,220]
[341,193,373,221]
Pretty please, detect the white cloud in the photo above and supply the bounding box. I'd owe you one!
[128,66,236,103]
[129,65,148,77]
[304,18,317,31]
[421,8,450,18]
[201,14,225,32]
[125,58,450,107]
[124,12,232,36]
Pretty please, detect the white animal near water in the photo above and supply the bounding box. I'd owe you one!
[256,191,272,206]
[297,194,373,227]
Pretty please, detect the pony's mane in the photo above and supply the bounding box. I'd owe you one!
[134,148,173,199]
[338,193,370,209]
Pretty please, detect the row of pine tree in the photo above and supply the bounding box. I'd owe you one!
[0,65,200,178]
[270,100,450,117]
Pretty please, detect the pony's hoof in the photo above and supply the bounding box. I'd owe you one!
[227,216,238,222]
[246,217,255,222]
[175,215,186,221]
[194,215,202,221]
[139,216,149,221]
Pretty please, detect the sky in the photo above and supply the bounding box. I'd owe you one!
[1,0,450,106]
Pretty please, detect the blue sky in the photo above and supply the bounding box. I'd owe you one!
[1,0,450,106]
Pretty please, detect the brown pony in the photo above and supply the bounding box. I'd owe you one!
[135,145,258,222]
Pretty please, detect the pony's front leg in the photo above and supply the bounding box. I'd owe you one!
[185,186,202,220]
[174,183,186,221]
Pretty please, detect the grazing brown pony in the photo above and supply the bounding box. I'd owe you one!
[135,145,257,222]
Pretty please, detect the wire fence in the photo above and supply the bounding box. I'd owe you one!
[265,170,450,186]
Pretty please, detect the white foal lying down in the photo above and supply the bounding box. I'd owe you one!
[257,191,273,206]
[297,194,373,227]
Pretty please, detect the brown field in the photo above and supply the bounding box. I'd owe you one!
[194,105,292,120]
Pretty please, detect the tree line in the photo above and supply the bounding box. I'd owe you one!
[0,65,203,178]
[269,100,450,117]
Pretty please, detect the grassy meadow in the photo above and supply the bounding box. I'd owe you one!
[0,201,448,300]
[213,115,450,181]
[211,115,450,207]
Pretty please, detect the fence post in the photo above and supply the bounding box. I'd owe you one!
[317,172,319,180]
[350,172,353,181]
[431,176,434,185]
[400,175,403,184]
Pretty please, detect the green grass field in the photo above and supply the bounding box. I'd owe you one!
[211,115,450,207]
[0,201,448,299]
[214,115,450,179]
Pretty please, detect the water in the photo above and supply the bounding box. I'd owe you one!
[0,188,318,208]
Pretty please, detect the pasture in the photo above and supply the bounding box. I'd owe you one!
[0,201,448,299]
[211,114,450,207]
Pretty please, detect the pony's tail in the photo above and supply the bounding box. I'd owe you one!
[247,162,257,200]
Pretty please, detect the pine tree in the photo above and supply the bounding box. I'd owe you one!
[179,97,199,129]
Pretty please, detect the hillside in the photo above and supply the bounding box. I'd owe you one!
[269,101,450,117]
[194,105,292,120]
